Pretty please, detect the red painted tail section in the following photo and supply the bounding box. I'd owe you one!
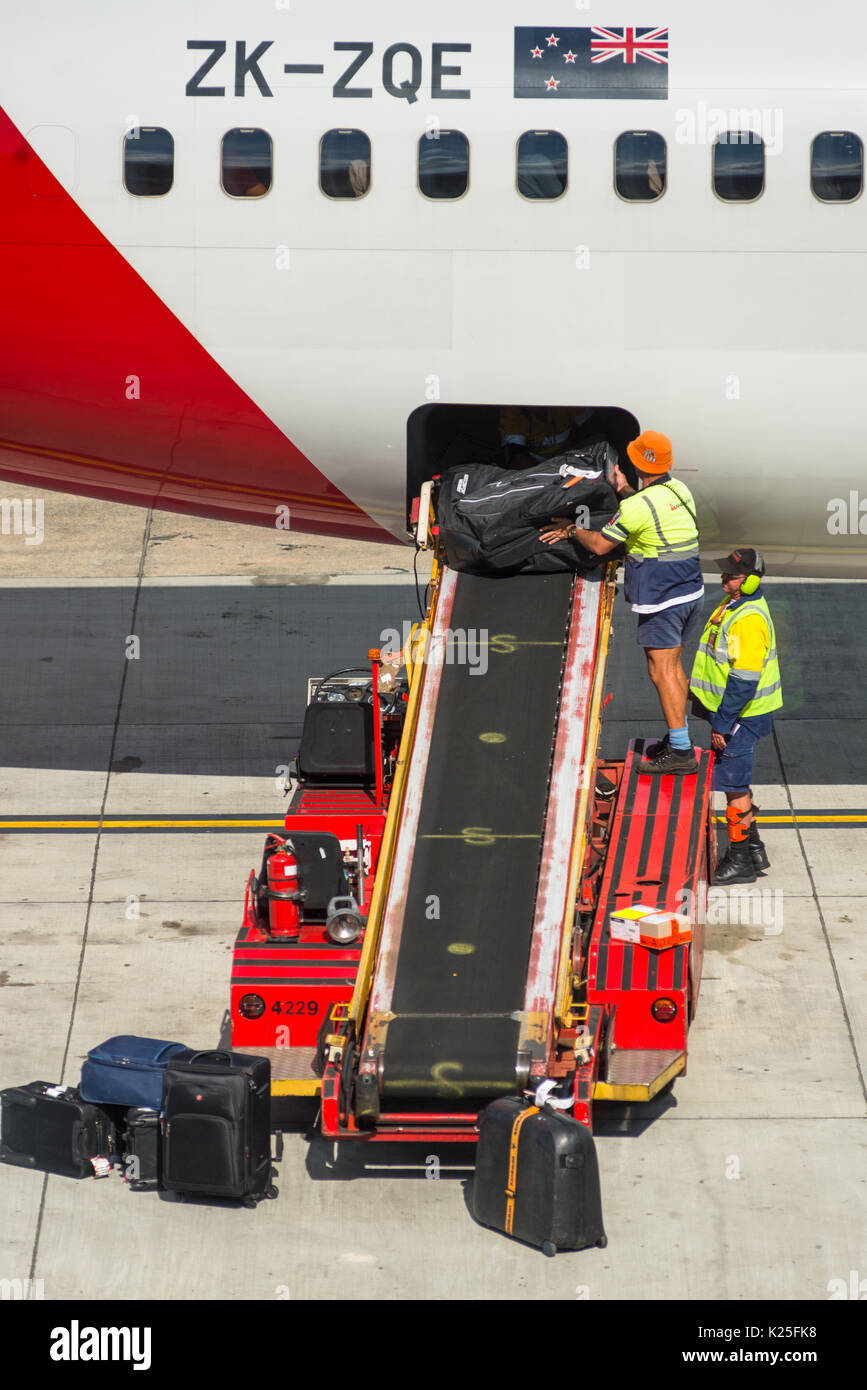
[0,106,389,540]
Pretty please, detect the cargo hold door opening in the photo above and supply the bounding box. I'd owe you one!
[406,402,641,532]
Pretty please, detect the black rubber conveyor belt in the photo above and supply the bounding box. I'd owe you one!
[381,570,574,1099]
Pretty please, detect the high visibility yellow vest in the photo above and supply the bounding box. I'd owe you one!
[612,478,700,559]
[690,594,783,716]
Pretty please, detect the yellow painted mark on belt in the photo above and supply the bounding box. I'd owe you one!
[422,828,540,846]
[430,1061,464,1096]
[505,1106,539,1235]
[490,635,564,654]
[447,942,475,955]
[479,732,507,744]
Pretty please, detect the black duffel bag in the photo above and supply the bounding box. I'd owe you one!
[435,444,620,575]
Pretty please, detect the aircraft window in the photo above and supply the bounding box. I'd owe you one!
[615,131,667,201]
[221,128,272,198]
[811,131,863,202]
[418,130,469,200]
[320,129,371,199]
[713,132,765,201]
[123,127,174,197]
[516,130,567,200]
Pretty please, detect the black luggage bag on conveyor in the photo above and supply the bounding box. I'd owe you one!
[473,1097,607,1254]
[0,1082,116,1179]
[435,444,620,576]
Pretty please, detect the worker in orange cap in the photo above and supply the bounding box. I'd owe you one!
[541,430,703,774]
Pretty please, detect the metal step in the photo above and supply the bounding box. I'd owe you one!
[233,1046,320,1096]
[593,1049,684,1102]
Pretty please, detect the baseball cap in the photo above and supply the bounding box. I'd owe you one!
[714,548,765,575]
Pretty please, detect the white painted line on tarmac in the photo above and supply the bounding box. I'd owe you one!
[328,573,422,585]
[0,572,853,589]
[0,574,421,588]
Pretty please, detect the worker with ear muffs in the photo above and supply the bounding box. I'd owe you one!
[689,548,783,885]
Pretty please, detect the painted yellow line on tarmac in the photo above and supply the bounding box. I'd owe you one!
[1,813,864,834]
[712,814,867,825]
[0,818,285,830]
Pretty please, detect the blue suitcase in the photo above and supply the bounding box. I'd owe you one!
[80,1036,188,1110]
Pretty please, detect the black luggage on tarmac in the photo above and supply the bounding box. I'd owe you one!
[162,1050,276,1206]
[436,445,620,576]
[121,1107,161,1190]
[0,1082,116,1179]
[473,1097,606,1254]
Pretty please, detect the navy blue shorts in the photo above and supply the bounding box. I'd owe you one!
[714,723,760,796]
[636,599,703,649]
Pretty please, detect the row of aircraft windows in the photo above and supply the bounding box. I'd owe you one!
[122,126,865,205]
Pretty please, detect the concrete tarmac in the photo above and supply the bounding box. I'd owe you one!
[1,484,865,1301]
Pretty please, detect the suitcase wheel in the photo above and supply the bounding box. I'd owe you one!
[597,1235,608,1249]
[267,1184,279,1200]
[542,1241,557,1258]
[243,1195,258,1209]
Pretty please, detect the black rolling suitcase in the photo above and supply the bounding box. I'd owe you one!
[162,1050,277,1206]
[121,1108,161,1190]
[0,1082,116,1179]
[473,1097,606,1254]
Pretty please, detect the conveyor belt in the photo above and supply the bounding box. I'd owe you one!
[366,570,575,1099]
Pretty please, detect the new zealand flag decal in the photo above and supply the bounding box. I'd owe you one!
[514,26,669,100]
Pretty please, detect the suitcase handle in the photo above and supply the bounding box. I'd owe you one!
[186,1051,232,1066]
[8,1084,66,1108]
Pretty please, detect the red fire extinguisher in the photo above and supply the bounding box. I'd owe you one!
[267,839,304,937]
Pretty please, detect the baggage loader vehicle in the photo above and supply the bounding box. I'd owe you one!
[229,480,715,1249]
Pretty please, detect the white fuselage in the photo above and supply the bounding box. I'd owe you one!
[2,0,867,574]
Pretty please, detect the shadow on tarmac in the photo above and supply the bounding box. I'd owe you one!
[0,580,865,783]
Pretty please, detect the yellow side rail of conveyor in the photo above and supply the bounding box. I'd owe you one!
[346,554,445,1034]
[554,562,618,1026]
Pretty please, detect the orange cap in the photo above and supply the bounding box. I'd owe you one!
[626,430,673,475]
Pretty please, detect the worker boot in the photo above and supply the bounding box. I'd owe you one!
[637,745,698,775]
[748,828,770,872]
[714,842,757,885]
[747,804,770,872]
